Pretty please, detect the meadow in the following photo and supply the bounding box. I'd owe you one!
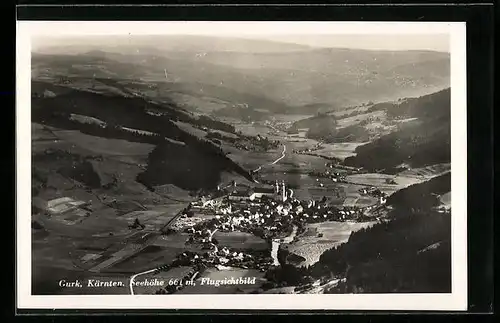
[212,231,269,251]
[52,129,155,156]
[283,221,376,267]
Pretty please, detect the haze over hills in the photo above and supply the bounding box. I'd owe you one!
[33,35,315,54]
[33,36,450,116]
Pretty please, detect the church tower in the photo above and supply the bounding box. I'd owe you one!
[282,181,287,202]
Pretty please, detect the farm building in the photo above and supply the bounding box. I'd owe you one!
[228,191,251,202]
[249,186,276,201]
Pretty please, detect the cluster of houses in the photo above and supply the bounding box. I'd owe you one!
[325,162,364,173]
[358,186,388,202]
[292,142,324,154]
[153,178,392,293]
[310,170,347,183]
[181,245,271,272]
[186,181,382,241]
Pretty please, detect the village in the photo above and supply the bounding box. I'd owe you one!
[150,177,389,294]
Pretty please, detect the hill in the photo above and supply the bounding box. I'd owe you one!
[313,173,452,293]
[32,40,450,117]
[31,81,254,192]
[343,88,451,172]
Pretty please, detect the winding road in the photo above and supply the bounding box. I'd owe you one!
[253,144,287,173]
[129,268,157,295]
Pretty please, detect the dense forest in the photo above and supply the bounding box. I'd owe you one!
[368,88,451,121]
[312,171,452,293]
[32,85,236,135]
[136,138,252,191]
[318,209,451,293]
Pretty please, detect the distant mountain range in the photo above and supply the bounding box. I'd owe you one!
[33,36,450,116]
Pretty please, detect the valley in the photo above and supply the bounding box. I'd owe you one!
[30,38,452,295]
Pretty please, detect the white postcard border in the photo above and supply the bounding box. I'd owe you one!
[16,21,467,311]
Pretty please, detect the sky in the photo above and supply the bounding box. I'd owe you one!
[32,33,450,54]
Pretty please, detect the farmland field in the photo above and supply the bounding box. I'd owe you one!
[169,92,230,113]
[234,123,273,137]
[52,130,155,156]
[119,203,186,231]
[336,110,386,128]
[228,149,284,171]
[271,114,315,123]
[283,221,376,267]
[150,232,192,249]
[212,231,269,250]
[345,173,426,196]
[311,142,368,160]
[32,123,58,141]
[397,163,451,179]
[108,243,191,274]
[329,104,373,118]
[173,121,207,138]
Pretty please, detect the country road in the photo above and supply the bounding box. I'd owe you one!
[129,268,158,295]
[253,144,287,173]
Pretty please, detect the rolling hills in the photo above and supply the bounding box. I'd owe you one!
[31,81,255,193]
[343,88,451,172]
[32,37,450,118]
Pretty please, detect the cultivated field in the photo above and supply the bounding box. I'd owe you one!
[283,221,376,267]
[345,164,450,196]
[234,123,273,137]
[329,105,372,118]
[397,163,451,179]
[228,149,285,171]
[169,92,230,113]
[108,244,187,274]
[173,121,207,138]
[311,142,368,160]
[32,123,59,141]
[212,231,269,251]
[336,110,386,129]
[345,173,425,196]
[119,204,185,231]
[52,130,155,156]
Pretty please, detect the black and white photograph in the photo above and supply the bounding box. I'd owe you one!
[16,21,467,310]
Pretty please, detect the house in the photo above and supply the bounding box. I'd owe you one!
[249,186,275,201]
[228,186,252,201]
